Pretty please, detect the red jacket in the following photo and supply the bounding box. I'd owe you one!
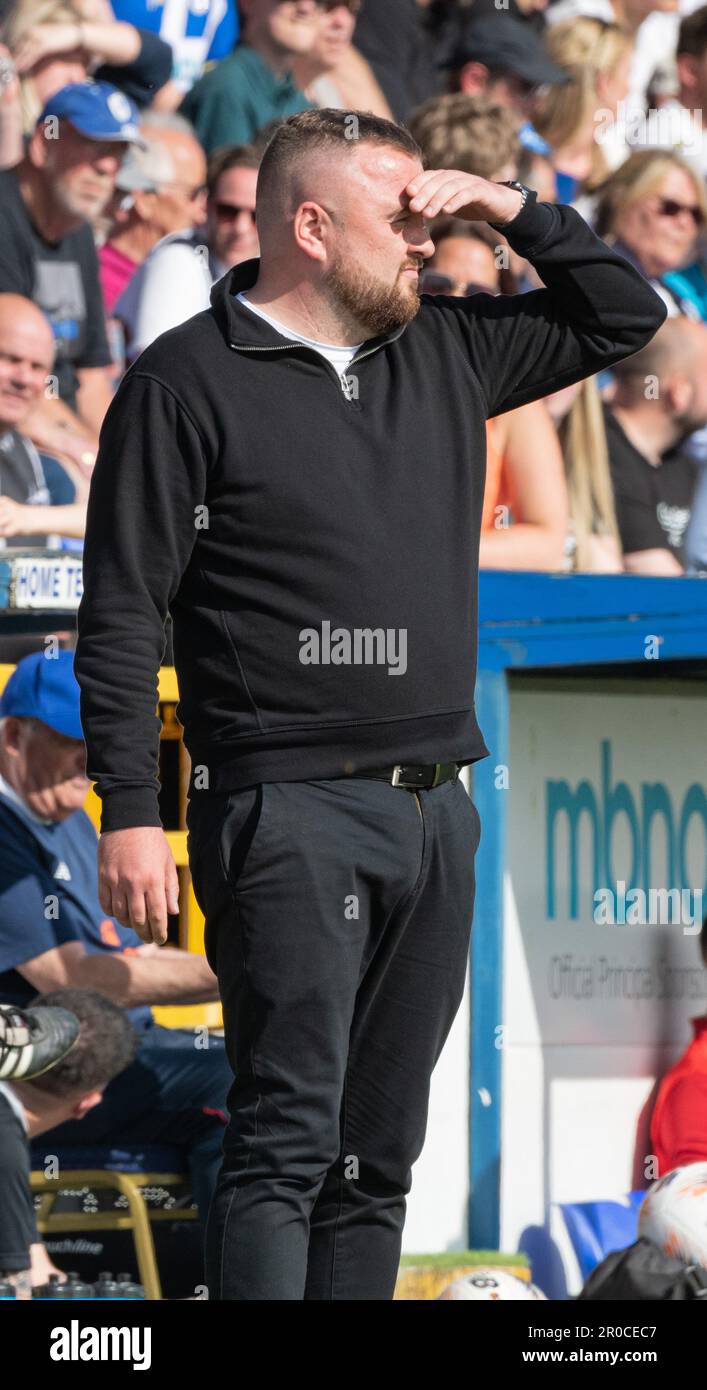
[651,1017,707,1175]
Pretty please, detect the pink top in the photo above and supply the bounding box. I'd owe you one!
[99,243,139,315]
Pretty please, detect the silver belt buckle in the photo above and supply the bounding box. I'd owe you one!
[391,764,405,787]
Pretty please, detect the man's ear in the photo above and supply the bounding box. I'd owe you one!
[668,373,692,417]
[2,716,23,756]
[293,201,328,263]
[676,52,699,97]
[72,1089,103,1120]
[458,61,490,96]
[133,189,157,221]
[27,124,50,170]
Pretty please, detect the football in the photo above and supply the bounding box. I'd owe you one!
[437,1269,547,1300]
[639,1163,707,1268]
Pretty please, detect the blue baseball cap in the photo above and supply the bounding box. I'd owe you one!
[0,652,84,741]
[38,80,145,147]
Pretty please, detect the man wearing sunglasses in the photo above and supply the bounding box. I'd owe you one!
[76,109,667,1301]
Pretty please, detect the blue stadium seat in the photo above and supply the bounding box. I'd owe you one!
[559,1191,646,1282]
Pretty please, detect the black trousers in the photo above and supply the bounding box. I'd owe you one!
[187,774,481,1301]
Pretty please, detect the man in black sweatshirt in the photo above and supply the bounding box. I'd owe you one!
[75,109,666,1300]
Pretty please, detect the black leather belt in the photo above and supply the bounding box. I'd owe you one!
[357,762,459,789]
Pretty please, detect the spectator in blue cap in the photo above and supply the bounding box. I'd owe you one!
[0,80,142,483]
[0,649,233,1250]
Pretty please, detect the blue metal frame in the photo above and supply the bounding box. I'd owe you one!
[469,572,707,1248]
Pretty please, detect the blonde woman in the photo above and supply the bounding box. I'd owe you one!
[594,148,707,319]
[547,377,623,573]
[534,17,633,201]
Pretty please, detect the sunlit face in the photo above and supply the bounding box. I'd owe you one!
[613,165,704,277]
[244,0,325,56]
[207,164,259,267]
[149,132,207,235]
[311,1,358,68]
[0,312,54,428]
[316,143,435,334]
[39,121,127,223]
[427,236,499,294]
[3,718,89,822]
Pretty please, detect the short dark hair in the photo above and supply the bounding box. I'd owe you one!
[207,143,260,198]
[27,989,138,1099]
[256,108,422,209]
[678,5,707,57]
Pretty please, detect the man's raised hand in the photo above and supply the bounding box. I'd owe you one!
[405,171,524,227]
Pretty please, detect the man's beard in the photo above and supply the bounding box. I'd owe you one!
[54,176,112,225]
[326,248,422,338]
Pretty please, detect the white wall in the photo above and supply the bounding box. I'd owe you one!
[402,769,474,1253]
[402,962,470,1254]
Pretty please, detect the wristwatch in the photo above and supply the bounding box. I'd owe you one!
[489,180,534,228]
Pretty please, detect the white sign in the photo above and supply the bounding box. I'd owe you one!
[499,680,707,1287]
[505,683,707,1048]
[10,555,83,609]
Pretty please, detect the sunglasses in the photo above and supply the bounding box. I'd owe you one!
[420,270,494,297]
[212,201,257,223]
[656,197,705,227]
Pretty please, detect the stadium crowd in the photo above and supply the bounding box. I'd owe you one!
[1,0,707,1299]
[1,0,707,573]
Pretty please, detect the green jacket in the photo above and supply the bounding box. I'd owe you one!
[179,44,312,153]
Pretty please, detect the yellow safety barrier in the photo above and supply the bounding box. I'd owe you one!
[0,663,221,1031]
[30,1168,198,1301]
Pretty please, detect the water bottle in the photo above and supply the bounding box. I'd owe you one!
[94,1271,121,1299]
[117,1273,145,1299]
[45,1273,73,1299]
[0,1280,16,1299]
[64,1271,95,1299]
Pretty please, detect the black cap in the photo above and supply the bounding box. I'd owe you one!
[445,14,570,88]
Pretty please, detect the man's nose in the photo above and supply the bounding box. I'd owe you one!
[92,148,123,175]
[9,363,33,389]
[408,226,436,260]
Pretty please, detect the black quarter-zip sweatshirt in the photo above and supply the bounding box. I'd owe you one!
[75,194,666,831]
